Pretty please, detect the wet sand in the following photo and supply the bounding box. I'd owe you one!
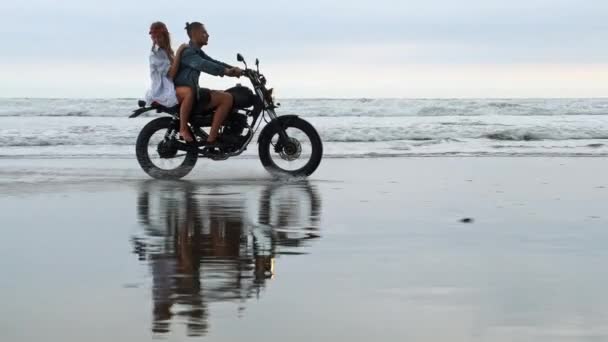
[1,157,608,341]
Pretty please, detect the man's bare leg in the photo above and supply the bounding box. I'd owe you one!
[206,91,233,143]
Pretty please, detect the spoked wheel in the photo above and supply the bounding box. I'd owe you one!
[258,117,323,177]
[136,117,198,179]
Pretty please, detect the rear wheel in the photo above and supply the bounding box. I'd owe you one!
[258,117,323,177]
[136,117,198,179]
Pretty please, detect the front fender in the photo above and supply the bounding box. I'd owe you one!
[257,115,300,143]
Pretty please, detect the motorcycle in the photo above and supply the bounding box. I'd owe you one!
[130,53,323,180]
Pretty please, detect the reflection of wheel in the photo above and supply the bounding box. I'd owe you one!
[136,117,198,180]
[258,181,322,250]
[258,117,323,177]
[136,180,195,238]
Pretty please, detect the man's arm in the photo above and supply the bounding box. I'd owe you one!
[200,51,234,69]
[180,48,227,77]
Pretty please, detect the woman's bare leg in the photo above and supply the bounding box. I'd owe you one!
[175,87,194,142]
[206,91,233,143]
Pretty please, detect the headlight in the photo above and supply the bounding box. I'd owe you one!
[270,88,280,106]
[266,88,275,103]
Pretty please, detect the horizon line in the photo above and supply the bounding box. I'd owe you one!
[1,96,607,101]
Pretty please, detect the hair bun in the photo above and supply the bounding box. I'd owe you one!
[185,22,190,30]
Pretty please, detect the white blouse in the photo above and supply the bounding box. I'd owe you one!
[144,47,178,107]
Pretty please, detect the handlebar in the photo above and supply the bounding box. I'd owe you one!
[240,69,263,80]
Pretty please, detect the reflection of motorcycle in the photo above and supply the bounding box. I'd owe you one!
[131,180,322,337]
[130,53,323,180]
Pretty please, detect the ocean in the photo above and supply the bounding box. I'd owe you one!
[1,97,608,158]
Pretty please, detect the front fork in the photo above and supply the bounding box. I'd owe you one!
[256,84,290,143]
[265,108,290,143]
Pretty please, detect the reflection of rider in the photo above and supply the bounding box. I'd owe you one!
[132,180,322,337]
[145,185,207,335]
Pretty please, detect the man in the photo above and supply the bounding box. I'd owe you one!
[174,21,242,145]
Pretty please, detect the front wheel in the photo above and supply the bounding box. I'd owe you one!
[258,117,323,177]
[135,117,198,180]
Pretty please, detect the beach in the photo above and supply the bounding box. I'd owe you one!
[1,156,607,341]
[2,0,607,338]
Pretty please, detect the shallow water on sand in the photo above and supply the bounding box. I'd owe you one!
[1,158,608,341]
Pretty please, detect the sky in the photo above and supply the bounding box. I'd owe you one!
[0,0,606,98]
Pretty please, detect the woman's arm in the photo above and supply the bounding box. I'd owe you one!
[168,44,188,80]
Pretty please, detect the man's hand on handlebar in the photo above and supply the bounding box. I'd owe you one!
[224,67,243,77]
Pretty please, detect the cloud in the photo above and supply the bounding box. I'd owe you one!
[1,0,607,97]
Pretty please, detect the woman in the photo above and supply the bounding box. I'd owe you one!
[146,22,195,142]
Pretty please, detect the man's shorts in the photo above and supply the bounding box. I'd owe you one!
[192,87,212,114]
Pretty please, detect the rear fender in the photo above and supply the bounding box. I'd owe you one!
[130,101,179,118]
[129,107,156,118]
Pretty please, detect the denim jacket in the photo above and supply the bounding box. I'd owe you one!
[173,41,233,90]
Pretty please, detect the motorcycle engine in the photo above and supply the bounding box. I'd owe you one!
[223,113,249,138]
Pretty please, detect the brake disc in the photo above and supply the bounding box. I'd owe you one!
[279,138,302,161]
